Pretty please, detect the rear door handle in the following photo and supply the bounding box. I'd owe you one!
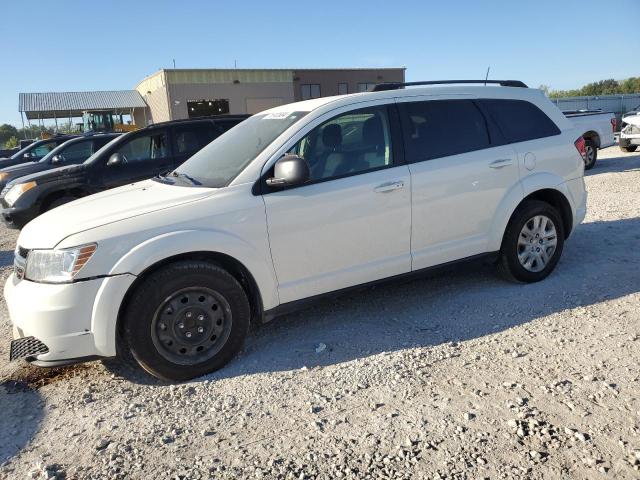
[489,159,513,169]
[374,180,404,193]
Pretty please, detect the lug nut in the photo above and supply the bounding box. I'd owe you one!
[197,314,204,321]
[177,322,184,329]
[185,331,192,338]
[197,326,204,333]
[186,312,193,318]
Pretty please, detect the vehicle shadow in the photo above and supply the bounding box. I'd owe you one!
[0,251,13,268]
[103,216,640,385]
[0,377,44,465]
[587,151,640,175]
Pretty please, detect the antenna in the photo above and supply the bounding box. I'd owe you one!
[484,67,490,85]
[234,59,237,69]
[172,59,176,69]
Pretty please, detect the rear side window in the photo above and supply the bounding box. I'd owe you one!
[399,100,490,162]
[480,99,560,143]
[61,140,93,162]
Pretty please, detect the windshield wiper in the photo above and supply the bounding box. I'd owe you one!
[172,171,202,186]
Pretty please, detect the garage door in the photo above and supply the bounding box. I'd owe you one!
[246,98,285,114]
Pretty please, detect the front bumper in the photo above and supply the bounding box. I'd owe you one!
[1,204,39,230]
[4,272,136,364]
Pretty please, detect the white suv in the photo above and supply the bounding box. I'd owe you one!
[5,80,587,381]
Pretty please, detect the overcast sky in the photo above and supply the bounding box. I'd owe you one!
[2,0,638,126]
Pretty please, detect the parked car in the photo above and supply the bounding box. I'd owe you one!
[0,116,248,229]
[0,135,79,168]
[563,109,616,169]
[619,104,640,152]
[5,80,587,381]
[0,133,120,192]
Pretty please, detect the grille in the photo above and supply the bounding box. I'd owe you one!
[9,336,49,361]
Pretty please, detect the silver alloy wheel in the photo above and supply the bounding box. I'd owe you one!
[517,215,558,273]
[150,287,233,365]
[585,144,595,166]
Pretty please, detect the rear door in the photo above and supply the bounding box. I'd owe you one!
[99,128,171,189]
[397,97,520,270]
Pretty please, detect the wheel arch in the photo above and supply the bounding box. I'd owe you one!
[581,130,600,148]
[115,250,265,342]
[520,188,573,238]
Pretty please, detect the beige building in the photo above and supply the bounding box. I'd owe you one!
[136,68,405,124]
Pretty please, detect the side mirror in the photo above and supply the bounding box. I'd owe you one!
[23,152,32,159]
[107,152,125,167]
[51,154,64,164]
[266,154,310,188]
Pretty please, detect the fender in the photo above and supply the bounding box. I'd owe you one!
[487,171,569,251]
[89,229,280,357]
[108,229,280,310]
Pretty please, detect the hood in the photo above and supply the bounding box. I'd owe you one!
[622,111,640,127]
[0,161,51,186]
[6,164,85,188]
[18,179,217,249]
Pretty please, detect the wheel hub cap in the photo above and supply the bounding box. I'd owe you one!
[517,215,558,273]
[151,287,233,365]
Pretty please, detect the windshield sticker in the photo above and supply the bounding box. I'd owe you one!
[263,112,292,120]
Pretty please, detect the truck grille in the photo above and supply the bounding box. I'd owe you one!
[10,336,49,361]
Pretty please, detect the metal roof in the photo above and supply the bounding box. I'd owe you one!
[19,90,147,119]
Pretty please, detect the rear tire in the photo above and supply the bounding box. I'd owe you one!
[498,200,565,283]
[619,145,637,153]
[120,261,250,381]
[583,139,597,169]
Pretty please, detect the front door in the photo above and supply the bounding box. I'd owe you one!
[262,105,411,304]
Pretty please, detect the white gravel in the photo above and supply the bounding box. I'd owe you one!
[1,146,639,479]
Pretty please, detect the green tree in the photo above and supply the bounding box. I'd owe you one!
[548,77,640,98]
[0,124,18,146]
[4,136,18,149]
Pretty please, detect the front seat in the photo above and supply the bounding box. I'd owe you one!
[320,123,344,179]
[360,115,387,169]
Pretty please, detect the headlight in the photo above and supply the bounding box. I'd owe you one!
[0,172,9,181]
[25,243,97,283]
[4,181,37,207]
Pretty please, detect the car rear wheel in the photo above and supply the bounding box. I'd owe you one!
[583,139,597,169]
[498,200,565,283]
[121,261,250,381]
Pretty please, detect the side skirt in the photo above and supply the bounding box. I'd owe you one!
[263,252,499,322]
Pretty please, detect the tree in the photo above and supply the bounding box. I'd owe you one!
[4,136,18,149]
[0,124,18,146]
[548,77,640,98]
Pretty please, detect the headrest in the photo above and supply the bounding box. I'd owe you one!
[322,123,342,148]
[363,116,384,146]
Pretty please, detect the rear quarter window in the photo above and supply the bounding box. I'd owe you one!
[480,99,560,143]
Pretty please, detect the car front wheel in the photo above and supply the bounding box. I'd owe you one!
[121,261,251,381]
[498,200,565,283]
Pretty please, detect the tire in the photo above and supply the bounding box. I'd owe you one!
[45,196,77,212]
[120,261,250,381]
[583,139,597,170]
[619,144,638,153]
[497,200,565,283]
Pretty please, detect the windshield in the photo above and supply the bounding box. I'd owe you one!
[170,111,308,188]
[9,140,48,160]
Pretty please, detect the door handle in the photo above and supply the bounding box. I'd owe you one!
[489,159,513,169]
[374,180,404,193]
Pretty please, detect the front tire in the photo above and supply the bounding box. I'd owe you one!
[583,139,597,169]
[121,261,250,381]
[498,200,565,283]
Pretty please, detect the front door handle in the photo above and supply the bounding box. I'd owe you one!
[489,159,513,169]
[374,180,405,193]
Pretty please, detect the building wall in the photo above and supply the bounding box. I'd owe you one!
[135,71,171,124]
[292,68,406,100]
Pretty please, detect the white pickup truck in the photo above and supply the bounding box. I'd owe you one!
[563,110,616,169]
[619,104,640,153]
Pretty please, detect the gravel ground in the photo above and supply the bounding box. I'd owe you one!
[0,146,639,480]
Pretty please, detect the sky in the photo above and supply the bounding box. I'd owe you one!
[2,0,638,127]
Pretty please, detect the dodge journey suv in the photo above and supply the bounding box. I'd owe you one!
[5,80,587,381]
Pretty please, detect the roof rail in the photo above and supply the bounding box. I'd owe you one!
[371,80,528,92]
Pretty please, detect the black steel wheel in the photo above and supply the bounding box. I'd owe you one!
[121,261,250,381]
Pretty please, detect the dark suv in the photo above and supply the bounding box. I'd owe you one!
[0,116,248,229]
[0,133,120,192]
[0,135,79,168]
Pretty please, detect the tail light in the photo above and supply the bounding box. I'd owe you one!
[574,136,587,162]
[611,117,617,132]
